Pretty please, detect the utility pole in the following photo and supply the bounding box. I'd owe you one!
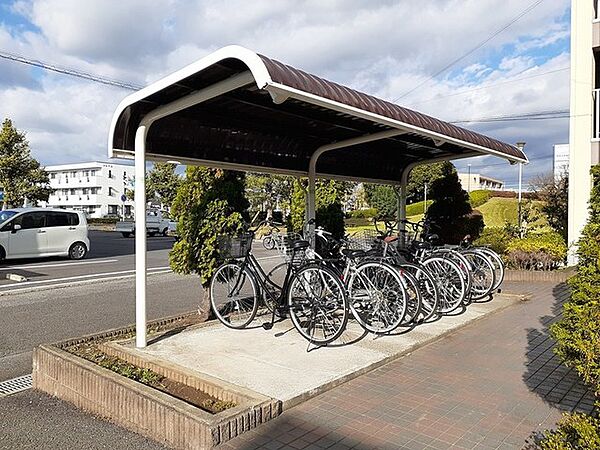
[515,142,526,236]
[467,164,471,193]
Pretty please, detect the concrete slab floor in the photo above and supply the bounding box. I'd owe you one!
[128,293,521,408]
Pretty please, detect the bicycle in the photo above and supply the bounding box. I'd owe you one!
[209,232,349,345]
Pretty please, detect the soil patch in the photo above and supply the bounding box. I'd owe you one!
[63,315,235,414]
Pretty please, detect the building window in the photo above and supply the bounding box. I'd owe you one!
[108,187,113,196]
[90,170,96,176]
[108,170,112,179]
[50,173,56,179]
[70,189,76,195]
[108,205,118,215]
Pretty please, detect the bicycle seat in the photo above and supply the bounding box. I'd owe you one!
[292,240,310,250]
[384,236,398,243]
[342,248,366,259]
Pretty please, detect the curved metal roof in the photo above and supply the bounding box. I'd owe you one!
[109,45,526,184]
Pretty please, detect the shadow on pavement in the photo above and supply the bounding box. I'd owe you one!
[522,282,597,415]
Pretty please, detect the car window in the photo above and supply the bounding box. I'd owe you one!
[46,213,70,227]
[0,210,17,223]
[14,212,46,229]
[68,213,80,226]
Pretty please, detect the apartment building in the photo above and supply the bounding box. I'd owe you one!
[568,1,600,263]
[457,173,504,192]
[553,144,569,179]
[42,162,134,218]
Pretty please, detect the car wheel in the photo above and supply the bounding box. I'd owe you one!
[0,246,5,261]
[122,232,131,238]
[69,242,87,260]
[148,232,157,237]
[162,228,169,237]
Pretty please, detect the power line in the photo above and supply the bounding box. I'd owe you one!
[407,66,569,107]
[393,0,546,102]
[0,49,143,90]
[449,109,570,124]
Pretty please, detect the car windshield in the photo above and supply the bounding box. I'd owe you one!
[0,210,17,224]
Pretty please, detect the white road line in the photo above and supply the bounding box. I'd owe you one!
[0,259,119,270]
[0,270,173,295]
[256,255,284,261]
[0,266,171,289]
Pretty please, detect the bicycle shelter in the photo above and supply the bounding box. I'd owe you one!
[108,45,528,348]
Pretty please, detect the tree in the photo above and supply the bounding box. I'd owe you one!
[530,172,568,242]
[125,163,181,210]
[147,163,181,210]
[362,162,449,219]
[245,173,294,219]
[169,167,249,320]
[425,162,484,243]
[0,119,52,208]
[290,179,350,239]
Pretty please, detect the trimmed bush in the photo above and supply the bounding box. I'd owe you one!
[469,190,491,208]
[551,165,600,396]
[348,208,378,219]
[474,227,511,255]
[529,413,600,449]
[505,231,567,270]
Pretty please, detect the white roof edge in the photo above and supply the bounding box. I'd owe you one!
[108,45,272,158]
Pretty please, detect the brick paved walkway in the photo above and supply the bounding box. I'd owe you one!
[220,282,596,450]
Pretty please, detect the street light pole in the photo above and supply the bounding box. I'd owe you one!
[467,164,471,193]
[515,142,526,237]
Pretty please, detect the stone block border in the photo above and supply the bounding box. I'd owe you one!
[32,312,281,449]
[504,267,575,283]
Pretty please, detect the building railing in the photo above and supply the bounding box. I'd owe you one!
[594,89,600,139]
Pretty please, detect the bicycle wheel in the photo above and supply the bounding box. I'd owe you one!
[210,262,259,328]
[397,268,421,325]
[431,249,473,302]
[264,262,287,315]
[288,264,348,344]
[421,256,465,313]
[478,248,504,290]
[401,263,439,322]
[348,261,407,333]
[262,234,275,250]
[462,250,495,300]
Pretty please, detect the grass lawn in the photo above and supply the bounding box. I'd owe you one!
[475,197,547,229]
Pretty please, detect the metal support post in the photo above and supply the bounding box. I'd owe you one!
[134,126,147,348]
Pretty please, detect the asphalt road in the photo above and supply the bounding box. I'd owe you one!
[0,231,282,449]
[0,231,280,380]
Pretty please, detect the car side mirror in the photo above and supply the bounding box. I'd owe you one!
[12,224,21,233]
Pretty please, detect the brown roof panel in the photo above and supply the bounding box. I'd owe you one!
[258,54,525,161]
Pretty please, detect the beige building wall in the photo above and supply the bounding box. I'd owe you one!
[568,0,596,265]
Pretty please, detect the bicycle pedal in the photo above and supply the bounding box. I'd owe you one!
[262,323,273,330]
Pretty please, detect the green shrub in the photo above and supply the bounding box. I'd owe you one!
[505,230,567,270]
[551,165,600,397]
[474,227,511,255]
[529,413,600,449]
[469,190,491,208]
[348,208,378,219]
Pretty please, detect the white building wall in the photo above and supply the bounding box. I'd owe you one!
[42,162,135,218]
[568,0,595,265]
[457,173,504,192]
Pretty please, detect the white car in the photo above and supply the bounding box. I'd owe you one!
[0,208,90,260]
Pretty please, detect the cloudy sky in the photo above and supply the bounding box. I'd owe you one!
[0,0,570,188]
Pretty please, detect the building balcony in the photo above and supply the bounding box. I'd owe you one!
[594,89,600,140]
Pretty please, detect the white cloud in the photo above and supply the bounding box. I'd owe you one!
[0,0,571,185]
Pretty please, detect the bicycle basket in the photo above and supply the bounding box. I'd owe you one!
[347,229,382,251]
[217,232,254,259]
[279,232,306,264]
